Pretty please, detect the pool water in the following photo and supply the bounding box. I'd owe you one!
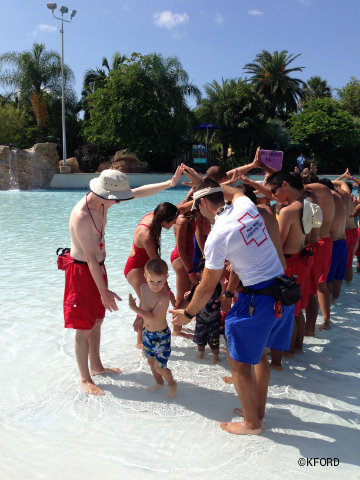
[1,189,359,480]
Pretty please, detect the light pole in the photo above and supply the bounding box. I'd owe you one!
[47,3,76,167]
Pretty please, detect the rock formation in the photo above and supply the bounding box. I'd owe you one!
[0,143,59,190]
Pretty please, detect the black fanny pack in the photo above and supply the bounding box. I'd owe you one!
[242,275,301,306]
[56,247,104,270]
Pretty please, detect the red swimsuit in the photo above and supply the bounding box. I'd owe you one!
[124,215,152,278]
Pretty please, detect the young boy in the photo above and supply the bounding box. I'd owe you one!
[129,258,177,398]
[185,258,223,364]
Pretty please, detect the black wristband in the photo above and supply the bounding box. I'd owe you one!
[224,291,234,298]
[183,309,194,320]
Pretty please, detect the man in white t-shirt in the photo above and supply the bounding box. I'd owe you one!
[171,178,294,435]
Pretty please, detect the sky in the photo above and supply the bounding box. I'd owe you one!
[1,0,360,108]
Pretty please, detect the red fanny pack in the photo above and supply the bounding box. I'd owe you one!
[56,248,75,271]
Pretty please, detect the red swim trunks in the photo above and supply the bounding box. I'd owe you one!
[285,250,313,316]
[308,241,321,296]
[356,227,360,258]
[62,255,107,330]
[345,228,359,268]
[317,237,333,284]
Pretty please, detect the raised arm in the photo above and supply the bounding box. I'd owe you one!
[132,165,183,198]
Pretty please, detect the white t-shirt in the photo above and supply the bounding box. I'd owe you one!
[204,196,283,286]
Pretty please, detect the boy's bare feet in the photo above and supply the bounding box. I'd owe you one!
[90,367,122,376]
[318,320,331,330]
[146,383,164,393]
[213,354,220,364]
[222,376,233,384]
[167,382,177,398]
[220,420,263,435]
[81,381,105,395]
[196,350,204,359]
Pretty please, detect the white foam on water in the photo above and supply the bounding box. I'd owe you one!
[0,190,359,480]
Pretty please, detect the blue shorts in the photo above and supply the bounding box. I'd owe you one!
[225,279,294,365]
[142,327,171,368]
[326,239,347,282]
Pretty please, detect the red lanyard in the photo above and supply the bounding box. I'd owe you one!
[86,194,105,250]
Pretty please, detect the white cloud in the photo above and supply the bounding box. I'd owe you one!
[31,24,57,36]
[153,10,189,30]
[248,9,263,16]
[214,13,224,25]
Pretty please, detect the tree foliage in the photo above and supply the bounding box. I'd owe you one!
[0,103,37,148]
[244,50,305,117]
[196,78,268,162]
[0,43,77,143]
[288,97,360,171]
[82,53,199,169]
[336,76,360,117]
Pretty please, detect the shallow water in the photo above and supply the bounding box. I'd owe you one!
[0,189,359,480]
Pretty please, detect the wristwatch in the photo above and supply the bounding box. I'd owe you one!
[183,310,194,319]
[224,291,234,298]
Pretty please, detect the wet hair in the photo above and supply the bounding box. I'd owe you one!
[301,171,319,184]
[346,181,353,193]
[144,257,168,276]
[193,178,224,210]
[266,170,304,190]
[205,165,228,183]
[318,178,335,191]
[237,183,257,205]
[151,202,178,256]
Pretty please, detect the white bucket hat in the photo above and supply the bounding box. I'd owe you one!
[89,169,134,201]
[301,197,323,234]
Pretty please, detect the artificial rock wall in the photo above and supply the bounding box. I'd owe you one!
[0,143,59,190]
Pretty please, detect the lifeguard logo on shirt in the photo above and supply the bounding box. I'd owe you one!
[238,212,268,246]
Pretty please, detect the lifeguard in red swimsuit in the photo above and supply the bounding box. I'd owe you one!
[125,202,179,347]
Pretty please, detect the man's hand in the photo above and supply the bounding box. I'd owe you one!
[189,273,200,285]
[133,315,143,332]
[221,295,232,313]
[101,290,122,312]
[253,146,264,169]
[169,308,192,326]
[128,293,137,312]
[181,164,202,188]
[170,165,184,187]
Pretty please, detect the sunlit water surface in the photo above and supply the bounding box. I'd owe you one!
[0,189,359,480]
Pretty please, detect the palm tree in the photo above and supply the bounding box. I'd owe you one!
[244,49,305,117]
[0,43,75,141]
[196,78,238,162]
[303,76,332,99]
[102,52,128,74]
[81,52,128,120]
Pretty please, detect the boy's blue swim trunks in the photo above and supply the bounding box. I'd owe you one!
[142,326,171,368]
[225,279,294,365]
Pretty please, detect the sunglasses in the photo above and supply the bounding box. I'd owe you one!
[270,184,281,195]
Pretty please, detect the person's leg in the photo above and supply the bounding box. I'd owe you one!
[294,311,305,352]
[305,294,318,336]
[154,362,177,398]
[89,319,122,375]
[126,268,146,348]
[331,279,342,303]
[146,357,165,392]
[172,258,192,337]
[220,356,263,435]
[196,345,205,359]
[317,282,331,330]
[270,348,283,370]
[75,328,104,395]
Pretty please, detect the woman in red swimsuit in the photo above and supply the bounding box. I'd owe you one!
[170,210,201,336]
[125,202,179,347]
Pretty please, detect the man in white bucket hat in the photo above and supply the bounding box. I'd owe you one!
[62,166,183,395]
